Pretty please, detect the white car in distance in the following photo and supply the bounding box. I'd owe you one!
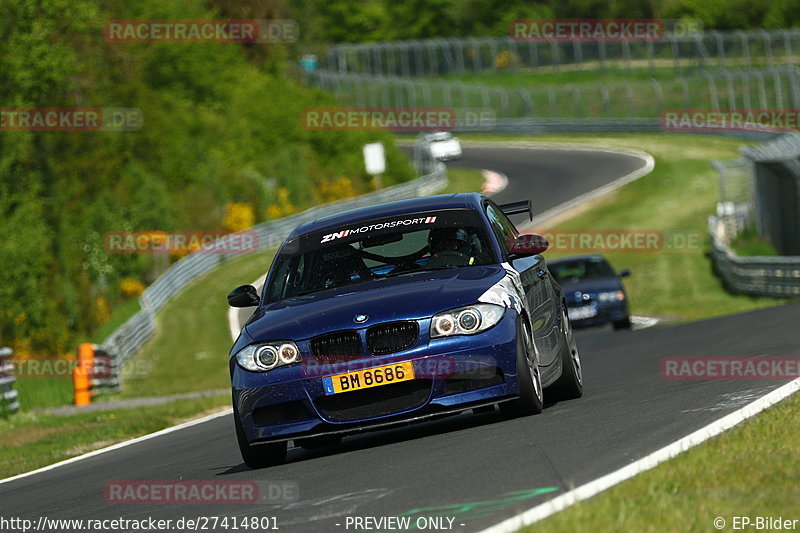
[425,132,462,162]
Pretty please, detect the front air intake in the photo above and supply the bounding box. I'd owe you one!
[366,321,419,355]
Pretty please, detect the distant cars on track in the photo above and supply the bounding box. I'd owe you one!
[547,254,632,330]
[227,193,583,468]
[424,131,462,161]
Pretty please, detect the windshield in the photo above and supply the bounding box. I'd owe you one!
[266,209,496,302]
[549,258,616,283]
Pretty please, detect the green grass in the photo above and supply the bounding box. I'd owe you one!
[460,132,796,322]
[13,377,74,411]
[0,394,229,479]
[527,390,800,533]
[441,166,486,194]
[438,65,707,86]
[92,297,141,344]
[730,226,779,257]
[120,250,276,398]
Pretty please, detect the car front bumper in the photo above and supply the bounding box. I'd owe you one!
[570,301,629,327]
[231,311,520,444]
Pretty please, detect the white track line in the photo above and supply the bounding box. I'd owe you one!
[479,377,800,533]
[630,316,660,330]
[0,408,232,486]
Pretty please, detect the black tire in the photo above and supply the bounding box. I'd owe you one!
[552,305,584,401]
[234,410,287,469]
[296,435,342,450]
[613,317,632,330]
[500,318,544,417]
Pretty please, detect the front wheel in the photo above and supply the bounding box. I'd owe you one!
[500,318,543,417]
[234,410,287,469]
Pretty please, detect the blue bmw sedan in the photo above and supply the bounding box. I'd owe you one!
[547,255,632,330]
[227,193,583,468]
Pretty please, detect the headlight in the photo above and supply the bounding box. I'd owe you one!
[235,341,301,372]
[430,303,505,338]
[597,290,625,302]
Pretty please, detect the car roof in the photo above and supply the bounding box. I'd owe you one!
[547,254,609,265]
[287,192,487,240]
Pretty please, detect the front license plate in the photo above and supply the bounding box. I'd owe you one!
[322,361,415,395]
[568,304,598,321]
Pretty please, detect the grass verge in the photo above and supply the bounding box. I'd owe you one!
[461,132,796,322]
[730,226,779,257]
[120,250,276,398]
[526,388,800,533]
[442,166,486,194]
[0,394,229,480]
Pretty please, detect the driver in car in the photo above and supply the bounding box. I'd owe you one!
[426,227,475,268]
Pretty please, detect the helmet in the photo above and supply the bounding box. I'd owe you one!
[428,227,470,253]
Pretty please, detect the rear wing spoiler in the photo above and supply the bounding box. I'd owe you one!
[498,200,533,221]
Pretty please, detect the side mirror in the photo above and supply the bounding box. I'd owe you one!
[619,269,631,277]
[510,234,549,256]
[227,285,260,308]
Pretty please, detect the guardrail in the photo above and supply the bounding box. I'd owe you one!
[90,161,447,398]
[708,141,800,297]
[325,29,800,77]
[0,347,20,414]
[708,216,800,297]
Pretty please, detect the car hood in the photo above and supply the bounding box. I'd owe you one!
[557,277,622,299]
[245,265,507,341]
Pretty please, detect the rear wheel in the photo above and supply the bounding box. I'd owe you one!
[234,410,287,469]
[500,318,543,417]
[552,305,583,400]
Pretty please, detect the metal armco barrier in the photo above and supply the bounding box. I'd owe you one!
[90,162,447,394]
[709,217,800,297]
[72,343,121,406]
[709,135,800,297]
[0,347,20,414]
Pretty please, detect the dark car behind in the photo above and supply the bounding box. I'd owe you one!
[548,255,631,330]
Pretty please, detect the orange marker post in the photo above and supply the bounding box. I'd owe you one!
[73,343,94,406]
